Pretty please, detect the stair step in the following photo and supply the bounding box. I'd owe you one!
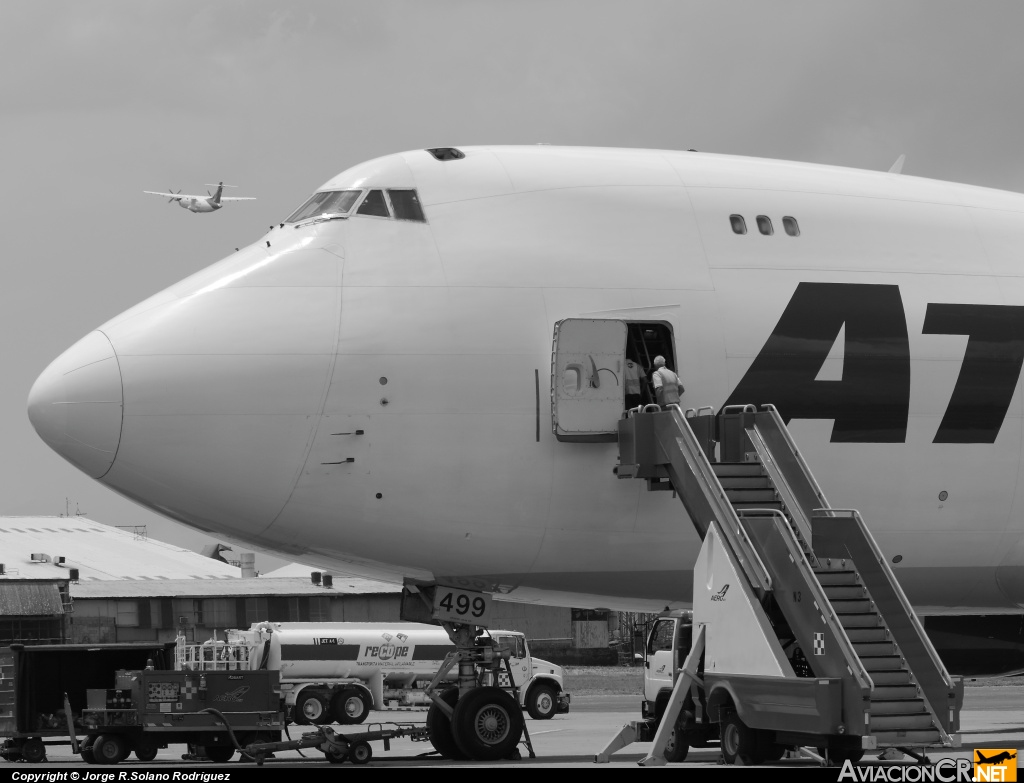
[730,501,785,512]
[837,614,881,628]
[870,671,914,686]
[713,463,765,478]
[718,476,773,489]
[873,729,942,747]
[870,713,936,731]
[870,699,928,716]
[823,585,866,600]
[815,570,860,586]
[854,641,897,657]
[844,627,889,643]
[861,656,905,672]
[873,685,920,701]
[831,599,874,614]
[725,489,779,503]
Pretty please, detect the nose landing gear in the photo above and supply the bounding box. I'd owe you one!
[405,587,535,762]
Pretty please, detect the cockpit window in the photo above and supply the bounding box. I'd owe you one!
[357,189,390,218]
[286,190,362,223]
[388,190,426,222]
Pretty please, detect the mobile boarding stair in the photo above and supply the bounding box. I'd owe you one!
[597,404,962,766]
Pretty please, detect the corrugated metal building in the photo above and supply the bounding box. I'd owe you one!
[0,580,71,644]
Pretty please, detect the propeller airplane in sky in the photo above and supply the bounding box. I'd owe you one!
[143,181,255,213]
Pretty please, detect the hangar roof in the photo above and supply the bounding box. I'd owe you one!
[72,576,400,599]
[0,516,240,582]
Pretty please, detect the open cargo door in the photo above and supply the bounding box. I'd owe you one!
[551,318,627,442]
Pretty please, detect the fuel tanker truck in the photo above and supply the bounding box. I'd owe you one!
[182,622,570,726]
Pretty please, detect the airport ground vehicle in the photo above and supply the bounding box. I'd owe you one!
[0,641,174,763]
[76,668,282,764]
[184,622,569,725]
[597,405,964,765]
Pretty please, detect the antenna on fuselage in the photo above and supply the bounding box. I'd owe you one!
[888,154,906,174]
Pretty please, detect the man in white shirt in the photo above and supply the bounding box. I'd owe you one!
[624,358,647,409]
[651,355,683,407]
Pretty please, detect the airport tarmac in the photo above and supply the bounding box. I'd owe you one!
[5,687,1024,769]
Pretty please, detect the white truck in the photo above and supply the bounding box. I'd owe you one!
[204,622,570,726]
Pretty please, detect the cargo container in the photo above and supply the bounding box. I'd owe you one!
[0,641,174,763]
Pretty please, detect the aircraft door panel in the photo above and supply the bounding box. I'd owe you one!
[551,318,627,442]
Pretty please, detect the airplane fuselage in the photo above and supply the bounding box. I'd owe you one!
[30,146,1024,614]
[179,197,220,213]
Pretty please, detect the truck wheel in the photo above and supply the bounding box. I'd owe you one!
[720,714,761,765]
[332,687,370,724]
[450,686,524,761]
[324,745,347,764]
[426,687,466,760]
[21,738,46,763]
[819,746,864,764]
[296,692,328,724]
[349,740,373,765]
[663,720,689,763]
[525,683,557,720]
[79,737,98,764]
[134,736,160,762]
[204,745,234,763]
[92,734,128,764]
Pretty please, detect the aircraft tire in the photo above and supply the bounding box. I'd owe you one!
[426,687,466,760]
[450,686,524,761]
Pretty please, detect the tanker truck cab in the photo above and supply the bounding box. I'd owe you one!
[490,631,570,720]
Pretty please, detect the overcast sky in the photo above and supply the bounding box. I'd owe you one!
[3,1,1024,571]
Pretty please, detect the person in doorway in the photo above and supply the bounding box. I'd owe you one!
[651,355,684,407]
[624,356,647,410]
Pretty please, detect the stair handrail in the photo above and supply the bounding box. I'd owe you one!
[745,426,816,551]
[729,514,774,596]
[817,508,954,691]
[736,508,875,693]
[760,404,832,511]
[663,406,773,592]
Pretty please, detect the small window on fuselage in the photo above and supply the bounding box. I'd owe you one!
[730,215,747,234]
[783,216,800,236]
[388,190,426,222]
[357,189,391,218]
[756,215,774,235]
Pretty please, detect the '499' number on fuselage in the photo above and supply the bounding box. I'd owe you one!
[433,587,492,626]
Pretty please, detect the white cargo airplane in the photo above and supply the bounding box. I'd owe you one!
[143,181,255,213]
[28,146,1024,626]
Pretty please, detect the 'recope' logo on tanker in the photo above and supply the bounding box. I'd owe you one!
[975,749,1017,782]
[360,632,415,665]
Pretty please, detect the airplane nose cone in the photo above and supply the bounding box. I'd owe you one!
[28,330,123,479]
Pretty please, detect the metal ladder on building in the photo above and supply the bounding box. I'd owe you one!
[614,403,961,760]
